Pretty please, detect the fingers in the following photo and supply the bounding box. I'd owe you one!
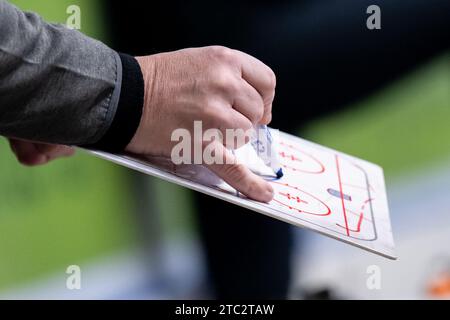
[233,49,276,124]
[9,139,46,166]
[232,79,265,125]
[205,102,253,149]
[34,143,75,161]
[219,106,257,149]
[204,140,274,202]
[9,138,75,166]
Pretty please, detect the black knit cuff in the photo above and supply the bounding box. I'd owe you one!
[86,53,144,153]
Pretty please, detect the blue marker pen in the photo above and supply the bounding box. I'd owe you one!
[252,125,284,179]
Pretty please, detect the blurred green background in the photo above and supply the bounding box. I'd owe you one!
[0,0,449,292]
[0,0,138,291]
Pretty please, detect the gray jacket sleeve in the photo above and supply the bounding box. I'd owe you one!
[0,1,143,149]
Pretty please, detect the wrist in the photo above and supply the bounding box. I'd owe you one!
[85,53,145,153]
[125,55,157,154]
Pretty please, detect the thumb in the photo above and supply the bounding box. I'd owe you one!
[204,141,274,203]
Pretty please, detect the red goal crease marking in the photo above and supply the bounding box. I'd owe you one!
[278,142,326,174]
[335,154,350,236]
[337,198,374,234]
[337,212,364,233]
[279,192,309,204]
[272,182,331,216]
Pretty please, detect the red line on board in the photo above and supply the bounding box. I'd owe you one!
[335,154,350,236]
[272,182,332,216]
[337,212,363,233]
[336,198,374,233]
[278,141,326,174]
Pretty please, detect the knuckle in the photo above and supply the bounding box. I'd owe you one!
[208,45,234,61]
[204,98,223,112]
[204,104,231,126]
[267,68,277,89]
[224,163,248,185]
[203,102,220,119]
[212,72,238,93]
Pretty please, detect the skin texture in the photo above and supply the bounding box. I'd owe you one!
[10,46,276,202]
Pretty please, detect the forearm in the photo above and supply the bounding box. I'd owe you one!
[0,0,143,150]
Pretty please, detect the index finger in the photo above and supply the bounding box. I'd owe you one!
[233,50,276,124]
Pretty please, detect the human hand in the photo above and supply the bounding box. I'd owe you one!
[8,138,75,166]
[126,46,276,202]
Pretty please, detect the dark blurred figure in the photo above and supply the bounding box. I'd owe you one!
[107,0,449,298]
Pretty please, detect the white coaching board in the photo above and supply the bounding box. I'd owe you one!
[83,130,396,260]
